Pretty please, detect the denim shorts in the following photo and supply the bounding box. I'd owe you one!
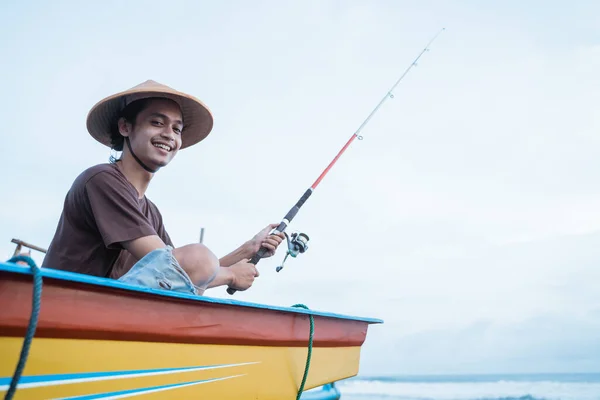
[117,246,216,296]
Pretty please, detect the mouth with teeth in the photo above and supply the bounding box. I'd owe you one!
[152,141,172,152]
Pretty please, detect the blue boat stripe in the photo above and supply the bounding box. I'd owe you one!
[0,362,258,391]
[0,366,201,385]
[56,375,245,400]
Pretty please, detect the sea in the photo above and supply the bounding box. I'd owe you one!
[334,373,600,400]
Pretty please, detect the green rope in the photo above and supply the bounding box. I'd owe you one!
[5,255,43,400]
[291,303,314,399]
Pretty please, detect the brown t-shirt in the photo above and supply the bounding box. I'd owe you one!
[42,163,173,279]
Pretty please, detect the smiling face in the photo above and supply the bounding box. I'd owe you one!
[118,98,184,171]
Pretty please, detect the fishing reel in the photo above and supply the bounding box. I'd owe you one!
[276,231,310,272]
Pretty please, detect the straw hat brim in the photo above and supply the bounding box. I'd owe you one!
[86,80,213,150]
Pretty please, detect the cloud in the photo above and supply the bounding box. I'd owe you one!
[361,310,600,375]
[1,0,600,377]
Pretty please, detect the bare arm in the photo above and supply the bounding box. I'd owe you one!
[121,235,166,261]
[219,223,286,267]
[207,267,234,288]
[121,224,284,293]
[208,261,259,290]
[219,245,251,267]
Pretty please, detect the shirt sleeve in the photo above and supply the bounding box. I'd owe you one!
[155,210,174,248]
[157,221,174,247]
[85,171,158,249]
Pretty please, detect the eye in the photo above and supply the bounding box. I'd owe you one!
[173,127,182,134]
[151,120,163,126]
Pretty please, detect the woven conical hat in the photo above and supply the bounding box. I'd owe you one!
[86,80,213,149]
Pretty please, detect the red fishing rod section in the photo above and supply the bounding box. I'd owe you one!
[227,28,445,295]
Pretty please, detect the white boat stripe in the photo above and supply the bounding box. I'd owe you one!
[0,363,258,391]
[57,375,245,400]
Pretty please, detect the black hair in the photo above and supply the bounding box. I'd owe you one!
[108,98,153,163]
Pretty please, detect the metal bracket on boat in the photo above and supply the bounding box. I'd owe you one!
[276,232,309,273]
[11,238,47,257]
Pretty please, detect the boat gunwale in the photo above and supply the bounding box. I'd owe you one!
[0,262,383,324]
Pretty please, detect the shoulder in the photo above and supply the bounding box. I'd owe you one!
[65,163,116,194]
[75,163,122,184]
[73,163,131,192]
[70,163,137,201]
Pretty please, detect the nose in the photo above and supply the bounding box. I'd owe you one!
[159,128,176,143]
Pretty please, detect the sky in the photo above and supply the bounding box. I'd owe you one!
[1,0,599,376]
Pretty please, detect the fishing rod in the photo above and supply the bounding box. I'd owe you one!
[227,28,445,295]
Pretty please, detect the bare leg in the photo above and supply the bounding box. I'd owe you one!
[172,244,219,288]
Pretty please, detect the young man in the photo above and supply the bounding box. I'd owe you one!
[42,80,284,295]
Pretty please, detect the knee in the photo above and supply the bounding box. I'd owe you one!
[172,244,219,284]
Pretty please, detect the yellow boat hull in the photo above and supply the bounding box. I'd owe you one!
[1,338,360,399]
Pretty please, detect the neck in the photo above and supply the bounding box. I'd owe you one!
[115,153,153,199]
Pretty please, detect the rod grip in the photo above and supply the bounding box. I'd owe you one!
[226,225,283,296]
[226,190,311,296]
[225,246,269,295]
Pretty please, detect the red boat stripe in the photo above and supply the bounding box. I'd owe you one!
[0,273,368,347]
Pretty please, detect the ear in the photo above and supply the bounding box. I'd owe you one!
[117,117,132,138]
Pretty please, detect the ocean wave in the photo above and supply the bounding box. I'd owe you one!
[336,379,600,400]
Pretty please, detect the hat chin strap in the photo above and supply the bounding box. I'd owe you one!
[125,137,159,174]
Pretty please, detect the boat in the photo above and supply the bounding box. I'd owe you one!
[1,240,382,399]
[299,383,341,400]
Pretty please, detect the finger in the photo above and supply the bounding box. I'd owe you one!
[266,223,279,232]
[266,234,284,243]
[271,230,285,238]
[265,240,283,250]
[254,267,260,277]
[267,233,285,242]
[262,243,277,252]
[262,238,281,247]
